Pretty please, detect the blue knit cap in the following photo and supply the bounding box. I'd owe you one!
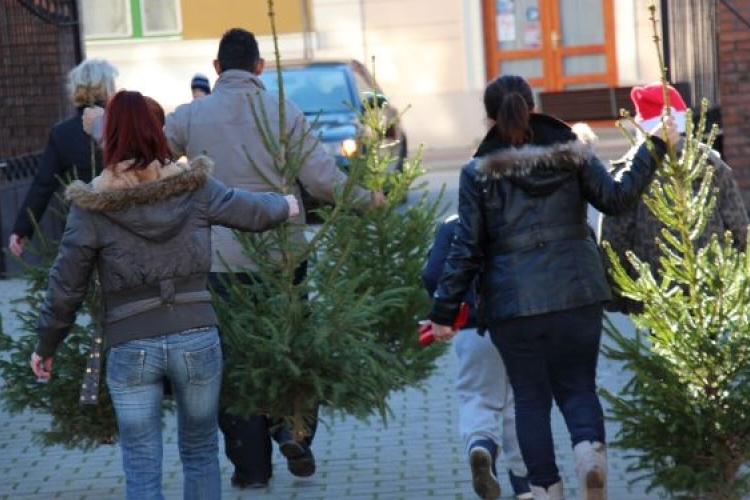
[190,73,211,94]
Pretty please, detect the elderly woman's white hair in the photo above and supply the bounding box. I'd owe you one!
[68,59,119,107]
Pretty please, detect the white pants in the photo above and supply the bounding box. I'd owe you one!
[454,327,527,477]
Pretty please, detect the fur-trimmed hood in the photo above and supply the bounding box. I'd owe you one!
[474,115,597,196]
[66,155,213,211]
[65,156,214,242]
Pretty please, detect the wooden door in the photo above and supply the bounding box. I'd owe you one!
[482,0,617,91]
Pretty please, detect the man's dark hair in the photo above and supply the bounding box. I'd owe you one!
[217,28,260,72]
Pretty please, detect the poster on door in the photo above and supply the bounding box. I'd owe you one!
[523,6,541,48]
[496,0,516,42]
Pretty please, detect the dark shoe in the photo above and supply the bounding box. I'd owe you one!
[508,470,533,500]
[231,472,269,489]
[280,440,316,477]
[469,440,501,499]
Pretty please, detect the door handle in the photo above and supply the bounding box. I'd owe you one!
[551,30,561,50]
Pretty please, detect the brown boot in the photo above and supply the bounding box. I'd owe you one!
[573,441,606,500]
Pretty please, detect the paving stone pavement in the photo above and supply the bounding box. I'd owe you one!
[0,277,670,500]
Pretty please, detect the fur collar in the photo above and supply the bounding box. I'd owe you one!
[476,140,595,180]
[66,156,213,211]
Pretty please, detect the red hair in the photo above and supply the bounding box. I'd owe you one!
[103,90,172,170]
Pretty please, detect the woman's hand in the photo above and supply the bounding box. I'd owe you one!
[284,195,300,218]
[648,114,680,145]
[8,233,26,257]
[82,106,104,136]
[432,323,457,342]
[30,352,53,381]
[370,191,386,209]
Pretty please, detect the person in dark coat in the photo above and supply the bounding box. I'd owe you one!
[600,82,748,315]
[8,59,119,257]
[426,74,679,500]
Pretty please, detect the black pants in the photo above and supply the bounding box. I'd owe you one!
[209,267,318,482]
[489,304,606,488]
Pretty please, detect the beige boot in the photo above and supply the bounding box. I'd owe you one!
[574,441,607,500]
[530,481,565,500]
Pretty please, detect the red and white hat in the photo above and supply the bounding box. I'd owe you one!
[630,82,688,133]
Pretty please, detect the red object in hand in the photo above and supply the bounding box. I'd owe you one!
[419,302,470,346]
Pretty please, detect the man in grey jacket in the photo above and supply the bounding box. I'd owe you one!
[165,28,382,489]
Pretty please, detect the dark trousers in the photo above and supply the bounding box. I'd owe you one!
[489,304,606,488]
[209,268,318,482]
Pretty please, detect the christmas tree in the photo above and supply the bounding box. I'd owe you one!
[0,204,122,450]
[600,4,750,499]
[215,0,446,439]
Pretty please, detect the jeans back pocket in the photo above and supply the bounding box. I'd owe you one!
[184,341,222,385]
[107,347,147,388]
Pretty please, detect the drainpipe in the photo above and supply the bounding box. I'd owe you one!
[300,0,313,60]
[360,0,368,63]
[660,0,671,80]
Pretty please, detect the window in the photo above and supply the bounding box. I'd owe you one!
[81,0,131,38]
[141,0,181,36]
[81,0,181,39]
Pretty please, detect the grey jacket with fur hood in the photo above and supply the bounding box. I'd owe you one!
[35,156,290,358]
[429,113,668,326]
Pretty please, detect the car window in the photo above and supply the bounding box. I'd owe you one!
[260,66,354,115]
[353,71,374,98]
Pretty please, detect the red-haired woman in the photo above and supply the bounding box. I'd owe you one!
[29,90,298,500]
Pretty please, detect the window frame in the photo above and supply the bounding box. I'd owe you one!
[139,0,183,37]
[81,0,181,40]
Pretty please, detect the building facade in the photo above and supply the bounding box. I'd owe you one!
[82,1,673,150]
[717,0,750,206]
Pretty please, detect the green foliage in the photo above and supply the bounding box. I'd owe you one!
[0,224,119,450]
[601,100,750,499]
[319,96,447,387]
[216,94,445,439]
[216,8,446,437]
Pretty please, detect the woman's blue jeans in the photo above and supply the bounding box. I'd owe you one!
[489,304,606,488]
[106,326,223,500]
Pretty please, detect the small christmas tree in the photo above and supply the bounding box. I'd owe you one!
[216,0,446,438]
[600,4,750,499]
[0,212,120,450]
[0,140,172,449]
[319,86,447,388]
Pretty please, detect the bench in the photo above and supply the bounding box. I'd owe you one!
[538,82,691,123]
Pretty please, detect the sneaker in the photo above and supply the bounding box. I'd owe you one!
[231,472,269,489]
[509,470,533,500]
[280,440,316,477]
[469,440,501,499]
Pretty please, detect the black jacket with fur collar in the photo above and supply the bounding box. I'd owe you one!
[428,113,668,325]
[35,156,290,358]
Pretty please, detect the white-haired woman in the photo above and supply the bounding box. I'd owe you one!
[8,58,119,256]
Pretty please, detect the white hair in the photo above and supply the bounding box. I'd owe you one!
[68,59,119,106]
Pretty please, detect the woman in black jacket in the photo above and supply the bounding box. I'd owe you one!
[427,75,678,500]
[8,58,118,256]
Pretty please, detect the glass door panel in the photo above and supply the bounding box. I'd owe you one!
[500,59,543,79]
[563,54,607,76]
[553,0,613,87]
[495,0,542,51]
[559,0,604,45]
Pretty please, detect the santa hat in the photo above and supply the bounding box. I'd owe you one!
[630,82,688,133]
